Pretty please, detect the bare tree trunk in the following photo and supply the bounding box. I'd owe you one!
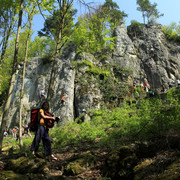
[143,12,146,24]
[0,0,24,152]
[19,14,33,148]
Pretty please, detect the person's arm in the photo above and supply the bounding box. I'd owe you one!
[40,110,55,120]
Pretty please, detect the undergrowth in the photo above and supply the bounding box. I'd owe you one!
[50,87,180,149]
[3,88,180,153]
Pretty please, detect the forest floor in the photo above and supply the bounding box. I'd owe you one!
[1,137,180,180]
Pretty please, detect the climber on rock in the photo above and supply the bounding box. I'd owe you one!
[150,45,155,57]
[40,89,46,102]
[60,93,67,106]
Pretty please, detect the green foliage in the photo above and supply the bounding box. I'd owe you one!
[73,59,110,80]
[162,23,180,43]
[2,89,180,153]
[74,60,132,105]
[102,0,127,28]
[0,54,13,99]
[86,67,110,77]
[38,4,77,55]
[38,7,77,42]
[136,0,163,24]
[129,20,142,31]
[112,64,132,81]
[99,76,129,104]
[71,1,121,54]
[2,135,34,155]
[128,20,143,38]
[49,88,180,150]
[72,59,94,69]
[29,36,56,58]
[97,64,132,104]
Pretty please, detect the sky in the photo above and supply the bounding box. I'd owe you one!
[32,0,180,38]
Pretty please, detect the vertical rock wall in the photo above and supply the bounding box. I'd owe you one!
[2,22,180,128]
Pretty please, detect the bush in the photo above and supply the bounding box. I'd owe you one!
[72,59,94,69]
[3,88,179,152]
[50,88,180,149]
[162,24,180,43]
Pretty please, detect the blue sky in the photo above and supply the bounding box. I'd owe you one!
[32,0,180,38]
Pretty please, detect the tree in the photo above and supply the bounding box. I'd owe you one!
[102,0,127,29]
[28,36,56,57]
[39,0,76,103]
[136,0,163,24]
[162,22,180,43]
[0,0,24,152]
[19,0,39,148]
[146,2,163,23]
[36,0,92,103]
[0,0,17,63]
[38,7,77,51]
[71,0,127,54]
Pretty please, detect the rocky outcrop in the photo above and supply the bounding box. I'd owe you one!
[3,22,180,127]
[6,57,75,127]
[116,23,180,89]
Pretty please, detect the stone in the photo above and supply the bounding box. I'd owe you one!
[1,22,180,127]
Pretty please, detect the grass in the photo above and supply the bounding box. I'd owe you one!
[2,88,180,154]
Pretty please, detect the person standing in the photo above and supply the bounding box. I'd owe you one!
[12,128,17,138]
[144,82,150,93]
[31,101,58,160]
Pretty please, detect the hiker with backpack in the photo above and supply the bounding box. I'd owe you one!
[31,101,58,160]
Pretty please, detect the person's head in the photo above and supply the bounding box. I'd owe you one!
[41,101,49,111]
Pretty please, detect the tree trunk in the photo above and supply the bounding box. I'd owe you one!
[1,13,15,61]
[47,1,66,104]
[0,0,24,152]
[47,23,64,103]
[47,0,74,105]
[19,15,33,148]
[143,12,146,24]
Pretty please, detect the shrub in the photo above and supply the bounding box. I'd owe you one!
[85,67,110,78]
[162,24,180,43]
[50,88,180,149]
[72,59,94,69]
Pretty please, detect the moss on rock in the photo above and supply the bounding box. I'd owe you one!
[6,157,48,174]
[102,146,138,179]
[63,151,97,175]
[0,170,28,180]
[157,161,180,180]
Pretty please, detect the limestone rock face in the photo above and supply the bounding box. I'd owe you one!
[3,22,180,127]
[7,57,75,127]
[114,23,180,89]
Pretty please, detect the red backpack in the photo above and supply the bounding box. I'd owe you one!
[29,108,57,131]
[29,108,40,132]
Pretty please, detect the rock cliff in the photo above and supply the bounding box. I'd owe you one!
[4,23,180,127]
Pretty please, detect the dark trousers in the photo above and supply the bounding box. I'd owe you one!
[31,126,52,156]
